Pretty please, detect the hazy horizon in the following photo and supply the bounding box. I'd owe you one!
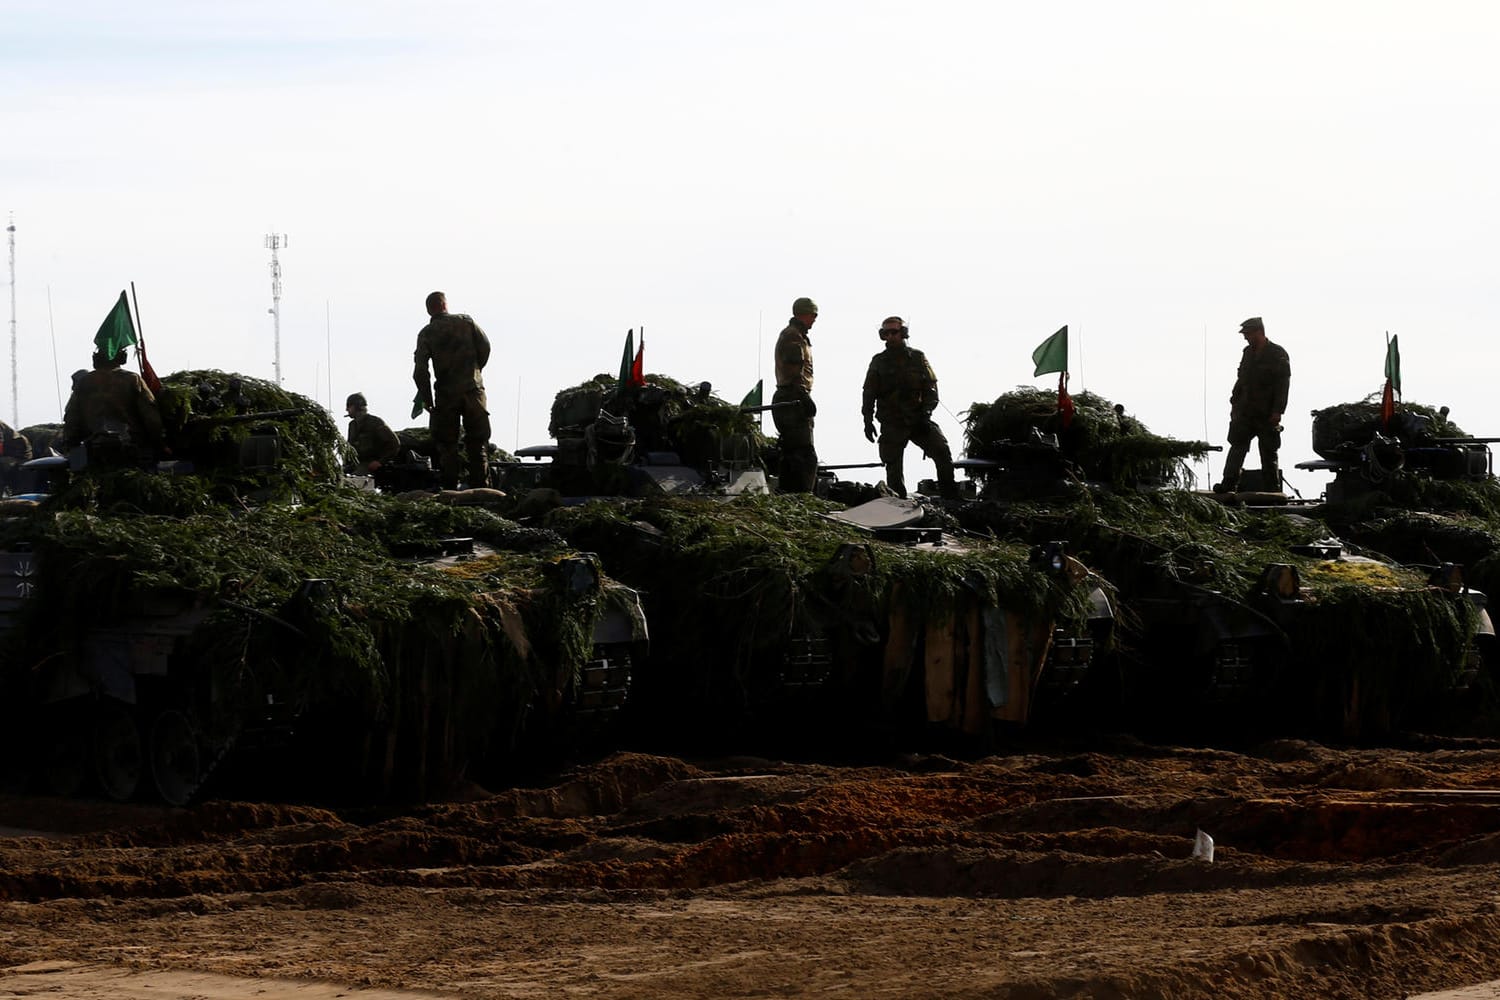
[5,1,1497,495]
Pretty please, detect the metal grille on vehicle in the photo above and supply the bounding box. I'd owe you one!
[780,633,832,691]
[577,647,631,716]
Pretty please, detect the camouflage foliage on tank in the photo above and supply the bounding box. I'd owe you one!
[965,387,1213,488]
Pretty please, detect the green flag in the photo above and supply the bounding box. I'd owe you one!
[1384,333,1401,395]
[411,391,427,420]
[94,290,137,359]
[617,329,634,389]
[740,379,763,408]
[1031,325,1068,377]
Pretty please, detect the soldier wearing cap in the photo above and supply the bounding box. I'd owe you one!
[413,290,492,489]
[344,392,400,473]
[62,347,166,458]
[772,296,819,493]
[861,316,958,499]
[1215,316,1291,493]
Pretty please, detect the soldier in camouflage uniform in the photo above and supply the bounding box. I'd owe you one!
[0,421,31,496]
[344,392,400,473]
[62,347,166,458]
[1215,316,1291,493]
[0,422,31,463]
[413,291,492,490]
[772,296,819,493]
[861,316,957,500]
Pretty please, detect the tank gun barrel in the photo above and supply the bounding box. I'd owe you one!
[818,462,885,471]
[1431,437,1500,445]
[185,407,309,426]
[740,401,802,414]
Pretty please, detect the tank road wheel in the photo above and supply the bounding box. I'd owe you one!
[41,708,89,797]
[42,728,87,797]
[93,703,144,802]
[149,710,202,807]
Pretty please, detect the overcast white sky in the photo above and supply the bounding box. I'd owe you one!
[3,0,1497,494]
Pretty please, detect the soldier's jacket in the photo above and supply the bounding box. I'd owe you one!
[0,422,30,462]
[347,412,401,465]
[1230,339,1291,421]
[413,313,491,402]
[62,368,164,448]
[862,343,940,424]
[774,319,814,392]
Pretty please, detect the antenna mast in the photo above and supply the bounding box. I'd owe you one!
[264,232,287,384]
[7,213,16,425]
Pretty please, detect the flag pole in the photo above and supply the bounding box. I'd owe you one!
[48,286,61,420]
[1077,325,1084,392]
[129,281,145,361]
[1201,322,1212,486]
[127,281,163,395]
[325,300,333,411]
[756,310,763,430]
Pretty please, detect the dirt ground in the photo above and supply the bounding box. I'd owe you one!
[6,738,1500,999]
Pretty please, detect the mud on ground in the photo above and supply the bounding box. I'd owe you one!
[5,740,1500,998]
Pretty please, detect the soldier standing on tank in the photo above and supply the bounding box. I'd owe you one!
[344,392,400,474]
[861,316,958,500]
[413,291,492,490]
[1215,316,1291,493]
[773,296,819,493]
[62,347,166,458]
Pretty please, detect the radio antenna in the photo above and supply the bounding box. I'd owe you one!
[7,213,16,424]
[264,232,287,384]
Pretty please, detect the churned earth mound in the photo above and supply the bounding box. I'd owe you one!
[4,744,1500,998]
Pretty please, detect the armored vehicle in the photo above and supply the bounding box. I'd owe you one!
[951,387,1490,739]
[496,374,770,499]
[1299,399,1496,505]
[1291,397,1500,725]
[486,374,1110,748]
[0,370,647,803]
[544,491,1106,748]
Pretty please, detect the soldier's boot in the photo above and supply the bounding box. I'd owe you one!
[1215,446,1246,494]
[436,443,462,491]
[465,458,488,491]
[777,451,818,494]
[1263,464,1282,493]
[881,444,908,499]
[933,450,959,501]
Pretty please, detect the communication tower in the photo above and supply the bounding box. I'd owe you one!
[7,214,15,426]
[264,233,287,384]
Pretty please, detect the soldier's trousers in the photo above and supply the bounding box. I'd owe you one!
[1222,414,1281,489]
[432,388,491,489]
[879,418,955,499]
[771,385,817,493]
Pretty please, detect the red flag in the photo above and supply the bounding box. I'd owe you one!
[140,356,162,396]
[137,344,162,396]
[1058,372,1074,429]
[1380,377,1394,431]
[629,334,645,388]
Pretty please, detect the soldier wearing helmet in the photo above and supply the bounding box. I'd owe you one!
[861,316,958,500]
[344,392,400,473]
[772,296,819,493]
[1215,316,1291,493]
